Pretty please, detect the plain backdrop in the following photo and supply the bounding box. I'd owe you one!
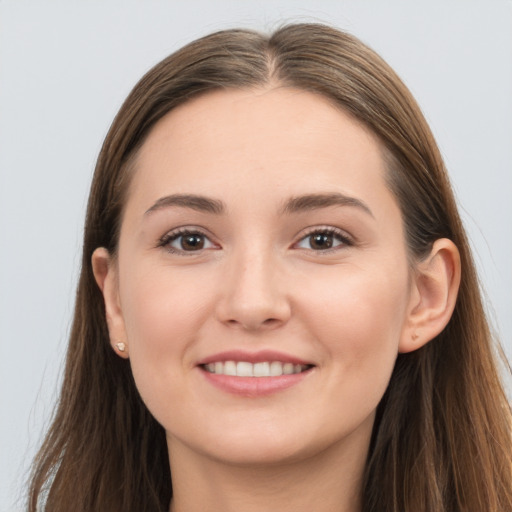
[1,1,511,510]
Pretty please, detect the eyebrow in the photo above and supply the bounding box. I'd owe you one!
[143,192,373,218]
[144,194,225,216]
[280,193,374,217]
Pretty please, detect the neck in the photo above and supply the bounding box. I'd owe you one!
[167,428,370,512]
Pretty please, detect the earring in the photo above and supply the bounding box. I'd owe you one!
[115,342,126,352]
[412,332,419,341]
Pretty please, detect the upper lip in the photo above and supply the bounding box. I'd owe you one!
[197,350,313,366]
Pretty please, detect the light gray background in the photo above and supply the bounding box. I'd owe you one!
[1,1,511,510]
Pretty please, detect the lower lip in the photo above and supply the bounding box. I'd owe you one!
[199,367,312,396]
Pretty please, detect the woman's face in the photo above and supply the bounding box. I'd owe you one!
[107,87,418,466]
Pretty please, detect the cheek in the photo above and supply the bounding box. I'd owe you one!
[300,262,410,386]
[118,263,214,407]
[313,270,408,433]
[120,262,212,347]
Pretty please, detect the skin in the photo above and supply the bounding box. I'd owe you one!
[93,87,460,512]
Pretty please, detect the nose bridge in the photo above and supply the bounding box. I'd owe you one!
[216,241,290,330]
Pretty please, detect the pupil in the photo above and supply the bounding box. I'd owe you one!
[310,233,333,250]
[182,234,204,250]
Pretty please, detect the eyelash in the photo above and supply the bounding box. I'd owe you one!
[157,226,353,255]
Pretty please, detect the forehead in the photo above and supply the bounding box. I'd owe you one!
[128,87,392,214]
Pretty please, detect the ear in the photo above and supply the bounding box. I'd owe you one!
[399,238,461,353]
[91,247,129,359]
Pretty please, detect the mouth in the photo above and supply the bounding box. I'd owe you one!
[197,352,315,396]
[202,360,312,377]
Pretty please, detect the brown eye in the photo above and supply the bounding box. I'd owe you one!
[295,228,351,251]
[309,233,334,250]
[162,230,216,253]
[180,233,205,251]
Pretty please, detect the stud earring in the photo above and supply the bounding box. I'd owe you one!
[412,332,419,341]
[115,342,126,352]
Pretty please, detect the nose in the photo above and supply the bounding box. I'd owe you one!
[215,249,291,331]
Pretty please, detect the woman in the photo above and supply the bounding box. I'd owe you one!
[28,23,512,512]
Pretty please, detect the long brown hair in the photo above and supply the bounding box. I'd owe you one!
[28,23,512,512]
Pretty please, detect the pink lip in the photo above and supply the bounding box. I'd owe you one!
[197,349,312,366]
[200,368,313,397]
[196,350,315,397]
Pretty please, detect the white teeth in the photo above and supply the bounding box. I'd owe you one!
[253,362,270,377]
[283,363,294,375]
[224,361,237,376]
[270,361,283,376]
[236,361,253,377]
[203,360,309,377]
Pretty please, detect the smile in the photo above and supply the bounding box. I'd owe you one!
[203,361,311,377]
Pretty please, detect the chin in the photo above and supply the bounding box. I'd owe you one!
[169,415,367,469]
[203,438,315,467]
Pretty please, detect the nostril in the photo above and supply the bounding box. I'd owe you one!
[224,317,283,330]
